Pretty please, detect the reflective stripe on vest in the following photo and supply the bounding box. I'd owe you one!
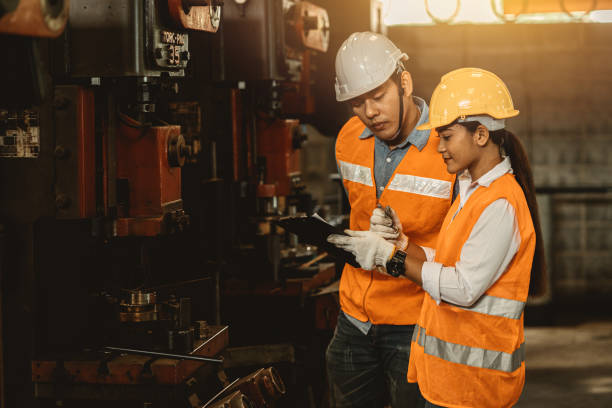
[338,160,373,186]
[413,324,525,373]
[455,295,525,320]
[387,174,451,199]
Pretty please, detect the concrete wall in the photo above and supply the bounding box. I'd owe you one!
[389,23,612,297]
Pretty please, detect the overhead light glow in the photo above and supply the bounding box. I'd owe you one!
[383,0,432,26]
[590,10,612,22]
[428,0,461,21]
[383,0,612,25]
[453,0,501,23]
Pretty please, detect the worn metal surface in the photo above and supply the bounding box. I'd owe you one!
[117,124,182,217]
[32,325,228,386]
[0,0,68,37]
[53,85,97,219]
[207,390,254,408]
[104,346,224,363]
[222,344,295,370]
[257,119,300,197]
[167,0,221,32]
[285,1,329,52]
[68,0,188,77]
[221,0,288,81]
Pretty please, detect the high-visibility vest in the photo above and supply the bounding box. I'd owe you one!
[408,173,535,408]
[336,116,455,325]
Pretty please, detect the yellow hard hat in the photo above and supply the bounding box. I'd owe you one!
[417,67,519,130]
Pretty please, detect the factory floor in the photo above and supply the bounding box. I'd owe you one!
[519,308,612,407]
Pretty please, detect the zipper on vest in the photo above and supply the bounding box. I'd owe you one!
[362,270,374,319]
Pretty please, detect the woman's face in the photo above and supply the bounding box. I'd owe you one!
[436,124,479,174]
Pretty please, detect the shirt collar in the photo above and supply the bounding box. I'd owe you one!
[358,96,431,151]
[458,156,513,188]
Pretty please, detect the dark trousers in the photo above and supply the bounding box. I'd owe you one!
[326,312,425,408]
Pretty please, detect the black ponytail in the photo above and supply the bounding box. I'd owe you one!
[491,129,547,297]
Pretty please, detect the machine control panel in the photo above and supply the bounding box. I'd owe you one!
[153,29,190,69]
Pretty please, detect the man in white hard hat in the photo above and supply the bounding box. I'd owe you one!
[326,32,455,407]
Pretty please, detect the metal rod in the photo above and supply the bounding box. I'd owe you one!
[104,346,224,363]
[201,378,241,408]
[146,276,212,291]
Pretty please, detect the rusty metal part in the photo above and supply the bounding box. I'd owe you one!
[67,0,188,76]
[285,1,329,52]
[118,289,159,322]
[168,0,221,32]
[126,289,157,305]
[256,119,301,197]
[297,252,328,270]
[116,209,191,237]
[168,133,188,167]
[53,86,97,219]
[0,0,68,37]
[193,320,212,339]
[32,326,229,386]
[117,125,182,217]
[104,346,223,364]
[260,367,286,400]
[207,390,255,408]
[168,101,202,164]
[116,125,188,236]
[222,344,295,370]
[219,367,286,407]
[118,307,157,322]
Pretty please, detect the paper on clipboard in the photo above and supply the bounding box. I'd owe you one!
[274,214,359,268]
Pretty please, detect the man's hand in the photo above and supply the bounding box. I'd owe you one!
[369,206,409,250]
[327,230,395,271]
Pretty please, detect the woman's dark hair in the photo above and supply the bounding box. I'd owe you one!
[437,119,547,297]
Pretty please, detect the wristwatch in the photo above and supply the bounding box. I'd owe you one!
[386,248,407,278]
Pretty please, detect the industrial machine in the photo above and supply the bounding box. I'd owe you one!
[209,0,331,285]
[0,0,359,406]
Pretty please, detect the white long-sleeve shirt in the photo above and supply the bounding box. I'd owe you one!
[421,157,521,307]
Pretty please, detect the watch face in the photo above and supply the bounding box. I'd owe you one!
[386,250,406,278]
[388,263,402,277]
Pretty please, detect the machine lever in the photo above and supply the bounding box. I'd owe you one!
[104,346,224,363]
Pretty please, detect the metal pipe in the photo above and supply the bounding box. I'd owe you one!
[104,346,224,363]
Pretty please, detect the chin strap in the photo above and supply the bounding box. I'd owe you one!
[392,81,405,139]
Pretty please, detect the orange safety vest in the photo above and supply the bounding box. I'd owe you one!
[407,173,535,408]
[336,116,455,325]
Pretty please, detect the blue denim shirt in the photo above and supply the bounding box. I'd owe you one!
[367,96,431,198]
[340,96,431,334]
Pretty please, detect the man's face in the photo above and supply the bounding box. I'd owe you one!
[348,79,402,142]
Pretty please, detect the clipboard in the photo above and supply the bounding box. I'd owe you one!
[274,214,359,268]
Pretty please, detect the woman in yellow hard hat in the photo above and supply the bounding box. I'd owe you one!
[328,67,545,407]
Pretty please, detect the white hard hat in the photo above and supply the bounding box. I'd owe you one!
[335,32,409,102]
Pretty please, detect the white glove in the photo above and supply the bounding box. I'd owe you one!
[369,206,409,250]
[327,230,395,271]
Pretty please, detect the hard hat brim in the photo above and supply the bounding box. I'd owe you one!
[417,110,520,131]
